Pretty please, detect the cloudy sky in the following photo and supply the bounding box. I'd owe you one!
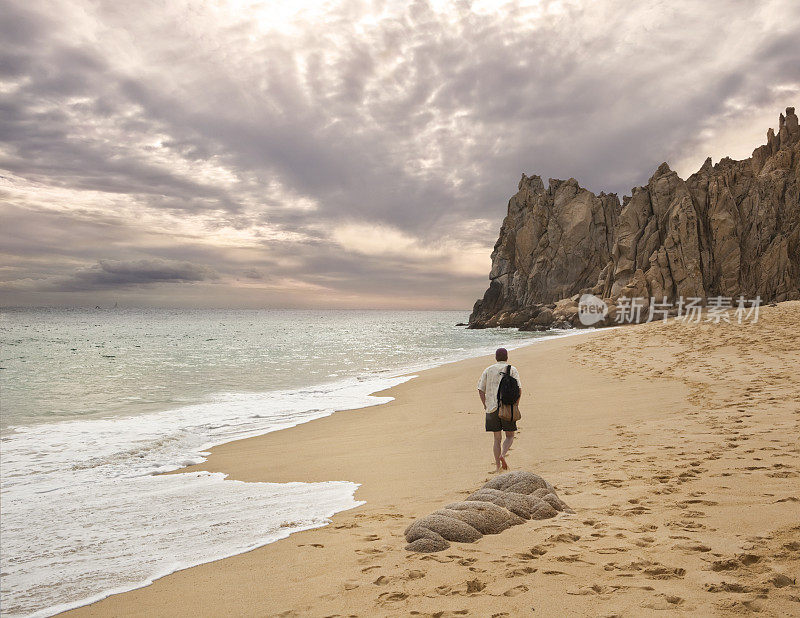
[2,0,798,309]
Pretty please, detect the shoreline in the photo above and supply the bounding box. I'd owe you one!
[7,327,593,618]
[177,327,594,466]
[1,325,575,437]
[166,326,612,494]
[65,303,800,616]
[51,327,609,617]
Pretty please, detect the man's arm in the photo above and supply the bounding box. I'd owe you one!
[477,368,488,408]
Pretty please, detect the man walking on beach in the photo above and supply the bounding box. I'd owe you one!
[477,348,521,473]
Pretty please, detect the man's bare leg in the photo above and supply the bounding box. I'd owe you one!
[492,431,502,472]
[500,431,515,469]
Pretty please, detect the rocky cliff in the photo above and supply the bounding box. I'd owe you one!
[469,107,800,329]
[469,175,620,327]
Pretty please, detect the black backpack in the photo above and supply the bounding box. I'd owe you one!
[497,365,520,407]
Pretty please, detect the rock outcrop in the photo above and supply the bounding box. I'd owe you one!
[469,175,619,328]
[469,108,800,329]
[404,471,572,553]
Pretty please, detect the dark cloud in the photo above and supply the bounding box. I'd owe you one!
[241,269,265,280]
[1,0,798,307]
[22,258,219,292]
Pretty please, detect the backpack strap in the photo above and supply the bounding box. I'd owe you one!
[498,365,512,417]
[496,366,504,414]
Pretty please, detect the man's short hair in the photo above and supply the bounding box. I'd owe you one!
[495,348,508,361]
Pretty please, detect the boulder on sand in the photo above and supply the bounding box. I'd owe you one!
[404,471,572,553]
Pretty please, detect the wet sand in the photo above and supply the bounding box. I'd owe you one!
[65,302,800,617]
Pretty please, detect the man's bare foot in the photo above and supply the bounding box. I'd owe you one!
[499,455,509,470]
[490,464,502,474]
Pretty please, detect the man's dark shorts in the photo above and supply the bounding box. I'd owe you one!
[485,410,517,432]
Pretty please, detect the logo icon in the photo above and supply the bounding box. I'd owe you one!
[578,294,608,326]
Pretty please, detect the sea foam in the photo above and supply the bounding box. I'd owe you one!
[0,374,411,617]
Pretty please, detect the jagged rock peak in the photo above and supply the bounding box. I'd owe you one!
[654,162,673,176]
[518,173,544,192]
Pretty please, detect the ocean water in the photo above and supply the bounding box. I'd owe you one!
[0,308,564,616]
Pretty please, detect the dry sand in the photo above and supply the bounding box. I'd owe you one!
[65,302,800,617]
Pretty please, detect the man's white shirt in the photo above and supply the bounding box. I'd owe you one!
[477,362,521,414]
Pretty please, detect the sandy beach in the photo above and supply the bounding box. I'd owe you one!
[65,302,800,617]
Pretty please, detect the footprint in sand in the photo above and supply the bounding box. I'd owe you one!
[373,570,425,586]
[704,581,760,593]
[554,554,591,564]
[678,499,718,508]
[672,541,711,552]
[609,560,686,580]
[737,554,762,566]
[708,553,761,571]
[566,584,626,596]
[714,599,765,614]
[377,591,408,602]
[643,565,686,579]
[420,554,453,564]
[514,546,548,560]
[766,573,795,588]
[501,584,528,596]
[595,546,628,555]
[642,594,685,609]
[546,533,580,543]
[505,566,537,578]
[465,579,486,593]
[667,518,706,531]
